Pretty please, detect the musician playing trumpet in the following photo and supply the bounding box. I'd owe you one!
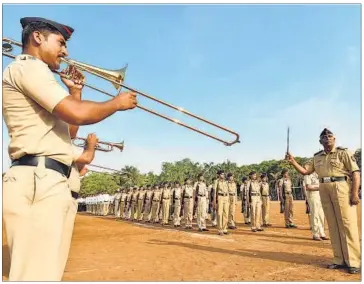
[2,16,138,281]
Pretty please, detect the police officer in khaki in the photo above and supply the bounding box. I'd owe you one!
[137,186,146,221]
[2,17,137,281]
[172,181,183,227]
[287,128,361,274]
[278,169,297,228]
[240,177,251,224]
[214,170,230,235]
[194,174,209,232]
[161,182,172,225]
[182,178,194,229]
[247,171,264,232]
[302,171,328,241]
[260,173,271,227]
[227,173,237,229]
[143,185,153,222]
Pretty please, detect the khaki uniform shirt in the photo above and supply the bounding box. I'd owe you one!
[138,190,146,201]
[152,190,162,201]
[161,188,171,200]
[145,190,153,201]
[183,185,194,198]
[247,180,261,196]
[3,54,73,165]
[227,181,237,196]
[215,179,229,196]
[194,182,207,197]
[115,192,122,200]
[173,187,182,200]
[260,182,270,196]
[278,178,292,194]
[120,193,128,202]
[132,192,139,203]
[303,172,320,197]
[305,147,360,178]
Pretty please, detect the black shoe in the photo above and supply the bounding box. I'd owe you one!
[252,229,257,232]
[202,228,209,231]
[289,224,297,228]
[257,228,264,231]
[328,264,346,269]
[348,267,360,274]
[223,231,231,235]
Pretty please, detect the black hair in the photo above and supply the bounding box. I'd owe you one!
[22,22,61,49]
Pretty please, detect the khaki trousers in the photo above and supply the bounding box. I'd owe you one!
[120,201,126,218]
[307,191,325,238]
[130,201,137,220]
[217,195,229,233]
[319,182,361,268]
[243,199,251,223]
[103,202,109,216]
[59,198,78,275]
[114,199,121,218]
[228,195,236,227]
[183,198,194,227]
[197,197,207,229]
[162,199,170,224]
[261,196,270,225]
[143,200,152,221]
[137,199,144,221]
[173,200,181,226]
[250,196,262,229]
[284,194,294,225]
[151,201,160,222]
[3,162,72,281]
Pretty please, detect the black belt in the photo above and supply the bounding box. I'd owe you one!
[250,193,261,196]
[11,155,71,178]
[320,176,347,183]
[198,194,205,197]
[218,193,228,197]
[261,195,269,197]
[184,196,193,199]
[229,193,235,196]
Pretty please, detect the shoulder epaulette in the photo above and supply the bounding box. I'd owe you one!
[336,146,347,151]
[314,150,324,156]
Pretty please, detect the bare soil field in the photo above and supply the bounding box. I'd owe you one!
[2,201,362,281]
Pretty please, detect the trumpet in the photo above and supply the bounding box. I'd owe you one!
[3,37,241,146]
[72,136,124,152]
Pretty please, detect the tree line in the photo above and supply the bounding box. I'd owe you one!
[79,148,362,200]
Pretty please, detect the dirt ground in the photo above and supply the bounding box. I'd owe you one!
[2,201,362,281]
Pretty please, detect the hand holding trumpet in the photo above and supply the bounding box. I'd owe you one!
[60,64,85,91]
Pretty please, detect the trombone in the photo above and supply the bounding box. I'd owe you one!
[3,37,241,146]
[72,136,124,152]
[87,164,131,176]
[87,164,122,173]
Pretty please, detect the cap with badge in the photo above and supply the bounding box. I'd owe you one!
[20,17,74,40]
[320,128,333,138]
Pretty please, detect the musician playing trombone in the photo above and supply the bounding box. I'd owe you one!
[2,17,137,281]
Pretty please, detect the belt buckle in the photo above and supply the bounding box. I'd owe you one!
[323,177,331,183]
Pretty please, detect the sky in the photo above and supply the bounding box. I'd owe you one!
[2,4,362,174]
